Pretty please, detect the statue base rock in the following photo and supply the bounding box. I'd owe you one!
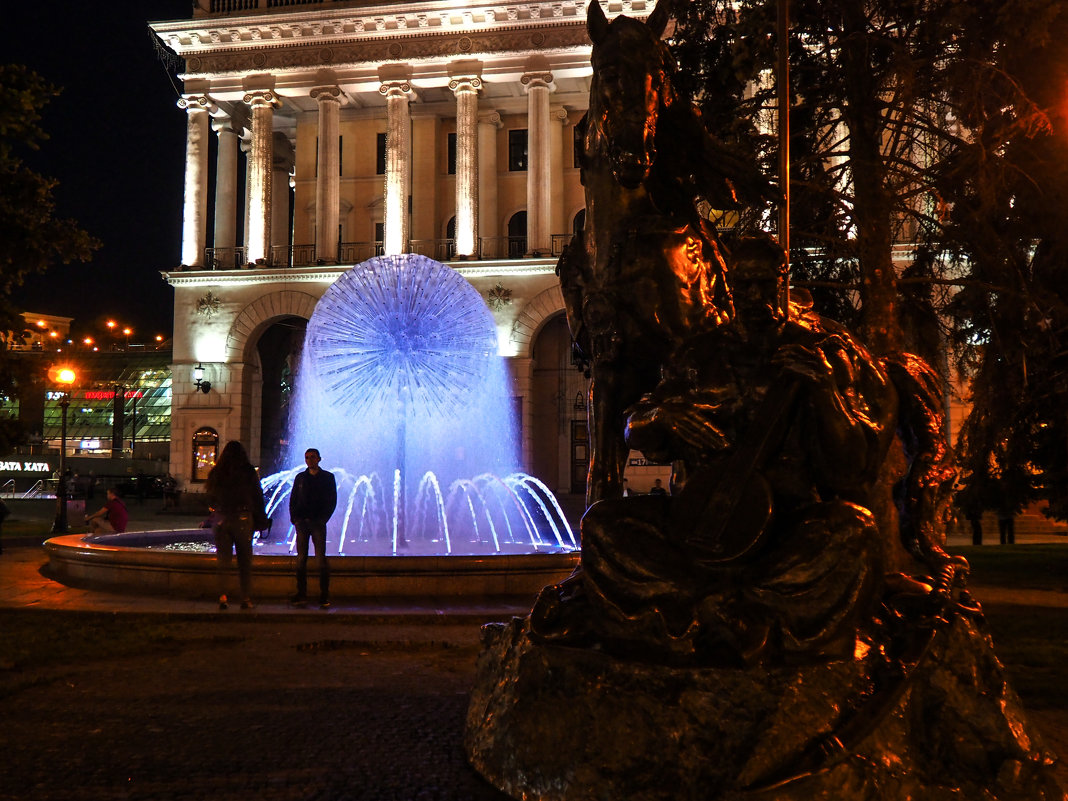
[465,614,1065,801]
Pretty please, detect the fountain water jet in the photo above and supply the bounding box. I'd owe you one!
[262,254,576,556]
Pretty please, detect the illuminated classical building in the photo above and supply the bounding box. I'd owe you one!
[151,0,658,493]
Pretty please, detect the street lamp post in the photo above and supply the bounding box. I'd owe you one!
[50,366,77,534]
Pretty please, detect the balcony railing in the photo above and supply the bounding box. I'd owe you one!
[203,0,339,14]
[195,236,573,271]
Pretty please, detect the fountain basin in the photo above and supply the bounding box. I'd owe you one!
[43,531,578,601]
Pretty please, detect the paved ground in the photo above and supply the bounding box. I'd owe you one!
[1,498,1066,800]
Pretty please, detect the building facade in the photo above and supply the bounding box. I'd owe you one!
[151,0,659,493]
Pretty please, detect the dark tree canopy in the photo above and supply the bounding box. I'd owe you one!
[0,64,99,451]
[668,0,1068,519]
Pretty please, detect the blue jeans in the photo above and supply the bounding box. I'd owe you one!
[294,519,330,601]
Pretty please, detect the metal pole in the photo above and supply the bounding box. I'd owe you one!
[777,0,791,310]
[52,394,69,534]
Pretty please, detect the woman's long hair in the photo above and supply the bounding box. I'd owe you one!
[205,440,253,497]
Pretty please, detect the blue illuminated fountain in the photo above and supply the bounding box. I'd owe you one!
[260,254,576,556]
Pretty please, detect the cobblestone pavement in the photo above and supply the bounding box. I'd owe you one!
[1,615,512,801]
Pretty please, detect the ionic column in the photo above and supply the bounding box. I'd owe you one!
[211,115,239,266]
[379,81,413,256]
[311,85,341,263]
[521,71,554,256]
[243,90,280,265]
[272,132,295,261]
[549,107,569,247]
[450,75,481,259]
[478,111,502,252]
[177,95,215,269]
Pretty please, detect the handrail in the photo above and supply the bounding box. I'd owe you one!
[22,479,44,499]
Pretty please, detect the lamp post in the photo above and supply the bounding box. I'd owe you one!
[50,366,77,534]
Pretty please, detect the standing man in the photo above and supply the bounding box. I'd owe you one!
[289,448,337,609]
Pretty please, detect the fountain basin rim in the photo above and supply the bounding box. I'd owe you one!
[43,533,579,600]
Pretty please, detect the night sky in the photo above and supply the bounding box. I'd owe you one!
[4,1,194,342]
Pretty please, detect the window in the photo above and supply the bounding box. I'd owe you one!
[573,125,583,169]
[508,129,528,171]
[191,428,219,484]
[376,132,387,175]
[447,132,457,175]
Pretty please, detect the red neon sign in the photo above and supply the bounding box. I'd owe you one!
[83,390,145,400]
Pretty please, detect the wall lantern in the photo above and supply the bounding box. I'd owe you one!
[192,363,211,394]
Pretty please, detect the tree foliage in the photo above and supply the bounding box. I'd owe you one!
[0,64,99,451]
[669,0,1068,519]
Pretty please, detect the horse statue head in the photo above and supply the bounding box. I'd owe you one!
[584,0,773,212]
[585,0,676,189]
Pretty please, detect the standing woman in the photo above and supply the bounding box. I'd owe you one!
[206,440,268,610]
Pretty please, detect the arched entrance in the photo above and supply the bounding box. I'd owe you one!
[530,312,590,496]
[255,316,308,473]
[507,211,527,259]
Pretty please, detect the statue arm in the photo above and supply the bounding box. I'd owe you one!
[556,234,591,366]
[774,340,875,487]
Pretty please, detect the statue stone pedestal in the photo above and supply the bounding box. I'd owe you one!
[466,615,1065,801]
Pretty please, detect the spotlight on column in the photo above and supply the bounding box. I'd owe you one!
[192,363,211,394]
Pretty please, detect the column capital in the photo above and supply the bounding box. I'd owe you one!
[520,72,554,92]
[478,110,503,129]
[448,75,482,95]
[379,81,414,99]
[210,114,240,135]
[551,107,570,125]
[310,85,342,104]
[242,89,281,108]
[178,94,217,114]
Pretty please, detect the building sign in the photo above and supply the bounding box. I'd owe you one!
[46,390,145,401]
[0,460,52,473]
[84,390,145,400]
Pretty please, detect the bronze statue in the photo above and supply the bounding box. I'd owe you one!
[558,0,771,506]
[538,237,964,665]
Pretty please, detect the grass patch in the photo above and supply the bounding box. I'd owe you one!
[981,605,1068,711]
[955,544,1068,592]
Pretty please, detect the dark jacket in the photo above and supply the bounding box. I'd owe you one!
[207,463,267,523]
[289,468,337,525]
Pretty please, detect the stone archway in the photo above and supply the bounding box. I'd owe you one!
[224,290,318,468]
[224,290,318,363]
[509,284,566,359]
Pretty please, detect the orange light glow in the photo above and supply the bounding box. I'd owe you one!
[106,320,116,330]
[122,327,132,336]
[83,337,94,345]
[36,320,47,328]
[48,365,77,386]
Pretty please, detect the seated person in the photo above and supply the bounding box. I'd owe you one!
[85,488,129,534]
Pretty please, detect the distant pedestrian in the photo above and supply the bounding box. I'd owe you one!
[135,470,147,505]
[997,505,1016,545]
[648,478,668,497]
[85,488,128,534]
[289,448,337,609]
[206,441,268,610]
